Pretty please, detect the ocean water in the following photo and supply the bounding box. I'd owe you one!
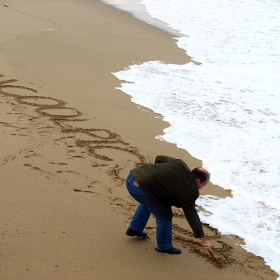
[102,0,280,276]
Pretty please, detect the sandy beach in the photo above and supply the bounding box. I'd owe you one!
[0,0,278,279]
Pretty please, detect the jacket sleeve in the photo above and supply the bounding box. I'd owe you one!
[154,155,176,164]
[181,196,205,238]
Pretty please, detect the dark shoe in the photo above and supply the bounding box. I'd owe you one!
[155,247,181,254]
[126,228,148,239]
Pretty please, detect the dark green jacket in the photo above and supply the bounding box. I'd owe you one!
[131,155,204,238]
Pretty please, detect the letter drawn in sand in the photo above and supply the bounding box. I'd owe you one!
[0,74,146,184]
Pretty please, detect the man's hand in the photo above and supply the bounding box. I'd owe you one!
[200,237,212,252]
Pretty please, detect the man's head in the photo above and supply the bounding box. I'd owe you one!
[191,167,210,189]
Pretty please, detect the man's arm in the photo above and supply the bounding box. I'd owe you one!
[181,196,212,252]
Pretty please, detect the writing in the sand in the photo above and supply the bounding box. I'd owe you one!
[0,74,145,182]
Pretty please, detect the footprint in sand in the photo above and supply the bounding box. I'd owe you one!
[23,163,44,173]
[73,181,105,198]
[110,197,126,206]
[88,180,102,189]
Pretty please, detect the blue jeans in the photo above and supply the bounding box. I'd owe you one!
[126,172,173,250]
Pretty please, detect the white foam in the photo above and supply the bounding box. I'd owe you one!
[198,194,280,271]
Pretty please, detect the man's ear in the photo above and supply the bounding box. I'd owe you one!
[195,178,201,184]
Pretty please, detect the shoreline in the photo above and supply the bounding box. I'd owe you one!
[100,0,184,37]
[0,0,278,279]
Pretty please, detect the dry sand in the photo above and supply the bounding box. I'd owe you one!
[0,0,278,279]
